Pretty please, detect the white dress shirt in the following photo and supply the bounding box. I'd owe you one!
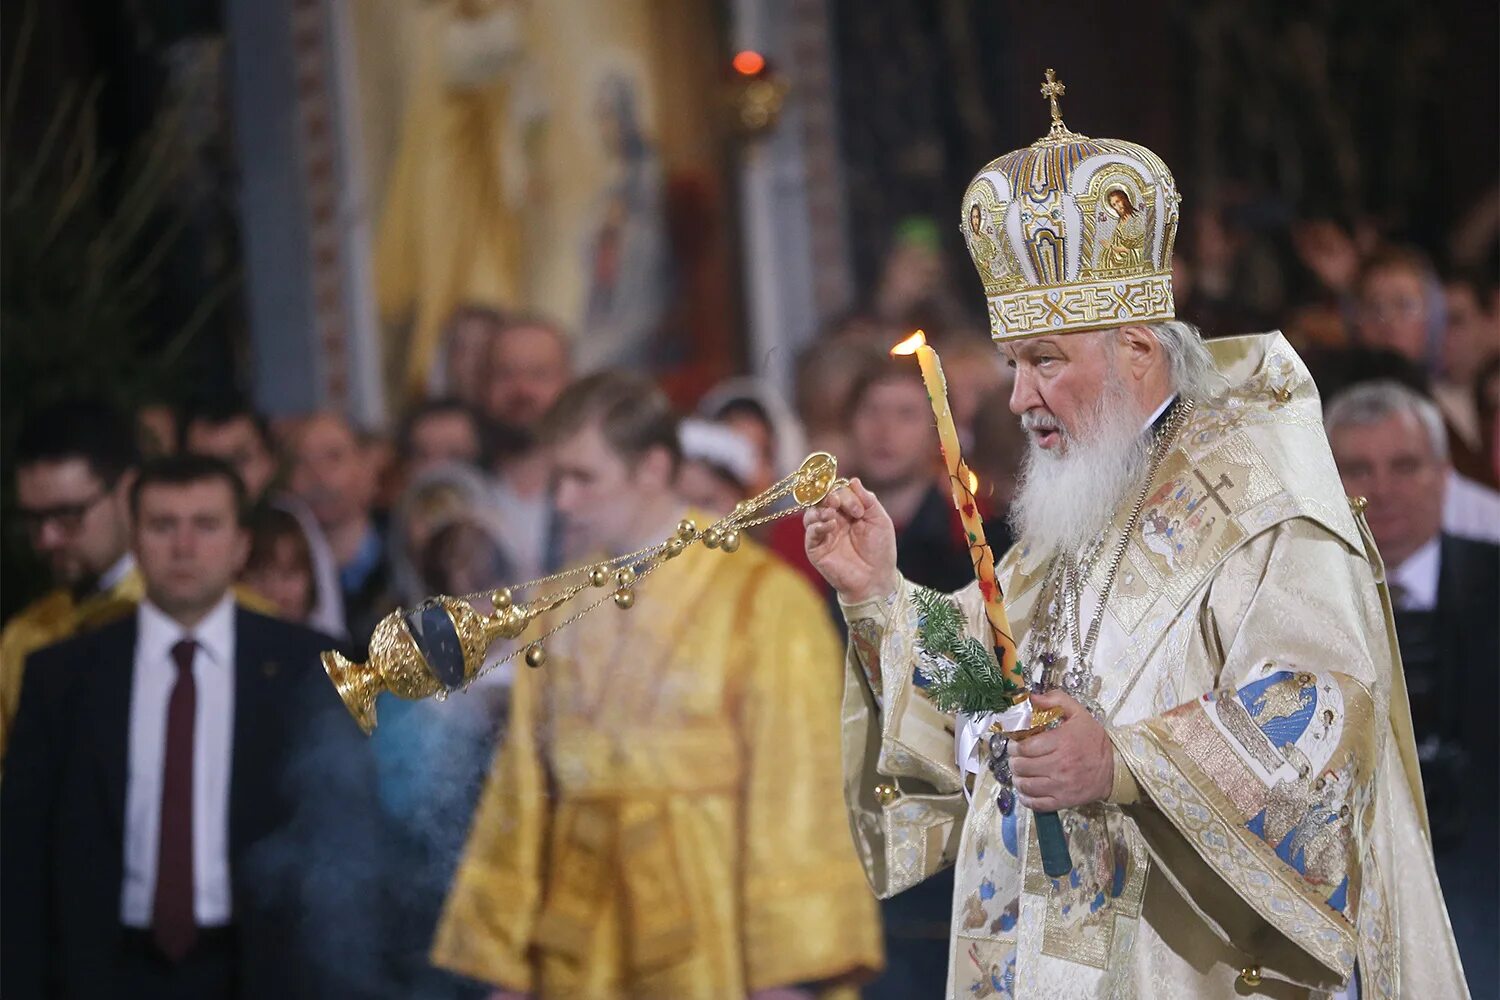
[1389,536,1441,612]
[492,477,551,581]
[1443,470,1500,545]
[97,552,135,593]
[120,594,237,928]
[1143,393,1177,431]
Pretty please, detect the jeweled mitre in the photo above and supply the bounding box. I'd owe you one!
[962,70,1180,342]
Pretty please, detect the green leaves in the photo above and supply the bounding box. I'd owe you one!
[913,587,1025,716]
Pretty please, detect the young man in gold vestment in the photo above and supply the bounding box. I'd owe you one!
[432,372,883,998]
[803,78,1470,999]
[1,402,142,766]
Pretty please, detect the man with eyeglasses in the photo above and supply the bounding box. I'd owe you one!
[1,401,142,764]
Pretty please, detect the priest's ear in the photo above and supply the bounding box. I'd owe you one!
[1115,324,1165,385]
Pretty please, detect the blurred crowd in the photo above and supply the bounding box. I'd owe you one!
[2,208,1497,997]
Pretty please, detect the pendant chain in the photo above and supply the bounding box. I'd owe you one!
[1028,398,1196,687]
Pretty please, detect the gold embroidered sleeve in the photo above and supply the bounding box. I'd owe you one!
[841,577,976,899]
[1107,746,1141,805]
[840,590,894,710]
[739,569,884,990]
[1110,520,1385,991]
[430,662,549,991]
[0,597,76,766]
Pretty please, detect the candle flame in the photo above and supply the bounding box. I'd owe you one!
[890,329,928,356]
[966,468,979,494]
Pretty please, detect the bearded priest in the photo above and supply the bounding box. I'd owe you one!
[804,73,1469,1000]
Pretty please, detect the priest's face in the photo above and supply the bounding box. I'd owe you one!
[1002,331,1155,555]
[552,422,676,554]
[1004,333,1126,452]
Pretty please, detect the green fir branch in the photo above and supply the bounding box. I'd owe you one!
[913,587,1026,716]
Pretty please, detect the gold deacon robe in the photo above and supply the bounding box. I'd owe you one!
[434,528,883,997]
[840,333,1470,999]
[0,568,142,765]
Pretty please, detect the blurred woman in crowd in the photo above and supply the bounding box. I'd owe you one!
[697,377,806,494]
[676,418,757,517]
[240,506,317,624]
[419,516,515,599]
[387,464,502,606]
[1355,246,1498,487]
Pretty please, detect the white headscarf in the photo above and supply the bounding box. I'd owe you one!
[696,377,808,478]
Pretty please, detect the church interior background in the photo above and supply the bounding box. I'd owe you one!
[0,0,1493,616]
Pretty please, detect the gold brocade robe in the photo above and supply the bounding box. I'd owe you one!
[433,531,883,997]
[0,570,142,765]
[840,333,1470,998]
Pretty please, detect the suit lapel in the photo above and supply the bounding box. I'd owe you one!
[1435,535,1465,716]
[97,616,138,837]
[230,606,279,859]
[1436,535,1459,624]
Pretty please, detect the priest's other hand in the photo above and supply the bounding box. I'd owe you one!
[804,478,900,604]
[1009,690,1115,811]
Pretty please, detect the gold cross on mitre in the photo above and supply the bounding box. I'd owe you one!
[1040,68,1068,134]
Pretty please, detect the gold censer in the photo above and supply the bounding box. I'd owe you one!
[324,452,846,734]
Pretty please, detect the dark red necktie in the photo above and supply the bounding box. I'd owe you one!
[153,639,199,961]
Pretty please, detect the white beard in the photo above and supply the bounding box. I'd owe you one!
[1008,373,1152,558]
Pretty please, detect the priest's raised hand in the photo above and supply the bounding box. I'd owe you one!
[803,478,900,604]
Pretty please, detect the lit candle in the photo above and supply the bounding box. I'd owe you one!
[892,329,1073,878]
[890,330,1021,691]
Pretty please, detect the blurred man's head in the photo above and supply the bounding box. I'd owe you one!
[1355,246,1441,368]
[793,338,882,457]
[1003,320,1220,555]
[541,372,681,553]
[439,304,506,408]
[136,400,180,459]
[1327,380,1448,569]
[182,399,279,502]
[942,338,1008,448]
[15,400,140,593]
[399,399,486,477]
[288,412,377,532]
[970,386,1029,511]
[847,358,939,492]
[130,455,250,625]
[875,217,947,325]
[483,315,573,446]
[1442,273,1500,379]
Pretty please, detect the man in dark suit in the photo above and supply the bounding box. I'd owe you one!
[2,455,384,999]
[1327,379,1500,989]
